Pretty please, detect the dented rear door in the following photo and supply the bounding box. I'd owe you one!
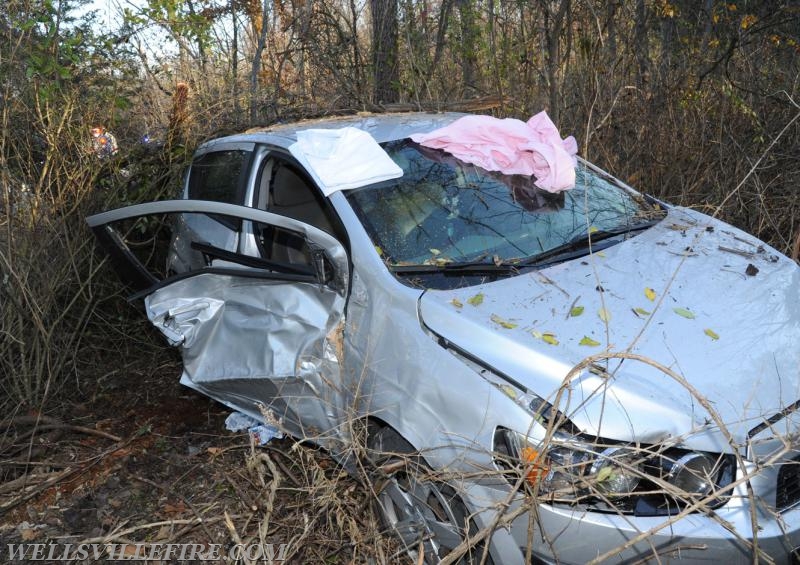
[87,200,349,445]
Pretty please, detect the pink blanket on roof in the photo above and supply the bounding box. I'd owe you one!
[409,112,578,193]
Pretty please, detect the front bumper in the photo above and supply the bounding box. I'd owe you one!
[466,481,800,564]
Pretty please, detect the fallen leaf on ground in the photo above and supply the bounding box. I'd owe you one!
[156,524,172,540]
[644,287,656,301]
[704,328,720,340]
[579,336,601,346]
[598,308,611,322]
[569,306,585,317]
[633,307,651,317]
[163,501,187,515]
[451,298,463,309]
[467,292,484,306]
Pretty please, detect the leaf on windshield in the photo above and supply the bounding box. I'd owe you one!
[375,245,383,256]
[569,305,585,317]
[467,292,484,306]
[579,336,601,346]
[541,333,559,345]
[633,307,651,317]
[644,287,656,301]
[673,307,696,319]
[451,298,463,309]
[704,328,720,340]
[598,308,611,322]
[429,248,441,256]
[588,226,599,234]
[490,314,517,329]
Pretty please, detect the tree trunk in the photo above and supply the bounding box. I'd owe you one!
[249,0,270,123]
[371,0,399,104]
[543,0,570,125]
[634,0,649,89]
[231,0,240,117]
[457,0,479,96]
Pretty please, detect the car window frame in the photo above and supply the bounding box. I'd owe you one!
[186,141,256,230]
[86,200,350,298]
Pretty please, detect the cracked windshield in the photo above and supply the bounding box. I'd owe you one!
[347,140,664,278]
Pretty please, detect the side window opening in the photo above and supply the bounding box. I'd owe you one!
[255,159,344,268]
[188,149,253,230]
[269,163,336,234]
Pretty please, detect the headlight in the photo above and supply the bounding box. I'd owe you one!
[590,446,643,496]
[494,428,735,516]
[659,451,720,496]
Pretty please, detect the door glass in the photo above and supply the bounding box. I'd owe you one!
[188,150,252,204]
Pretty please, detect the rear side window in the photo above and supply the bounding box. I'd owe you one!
[188,150,251,204]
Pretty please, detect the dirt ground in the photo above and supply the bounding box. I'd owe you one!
[0,349,398,564]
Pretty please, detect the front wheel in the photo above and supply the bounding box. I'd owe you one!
[367,425,494,564]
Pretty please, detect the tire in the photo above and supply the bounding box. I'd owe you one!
[367,424,494,565]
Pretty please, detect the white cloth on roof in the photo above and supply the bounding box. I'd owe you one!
[288,127,403,196]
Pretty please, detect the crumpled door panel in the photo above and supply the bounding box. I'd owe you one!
[146,270,346,440]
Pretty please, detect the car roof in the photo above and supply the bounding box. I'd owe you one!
[198,112,467,150]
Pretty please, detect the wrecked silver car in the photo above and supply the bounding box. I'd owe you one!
[88,113,800,564]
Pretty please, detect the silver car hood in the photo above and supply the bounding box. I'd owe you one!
[419,208,800,452]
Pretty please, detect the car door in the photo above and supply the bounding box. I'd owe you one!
[87,200,349,447]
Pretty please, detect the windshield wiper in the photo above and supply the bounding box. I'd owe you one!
[390,219,662,275]
[515,219,662,268]
[390,260,519,276]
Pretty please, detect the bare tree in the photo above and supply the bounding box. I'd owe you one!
[371,0,399,104]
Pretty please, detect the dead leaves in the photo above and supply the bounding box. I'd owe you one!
[490,314,518,329]
[579,336,601,347]
[541,333,559,346]
[531,330,559,345]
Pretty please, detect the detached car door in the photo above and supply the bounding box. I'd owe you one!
[87,200,349,446]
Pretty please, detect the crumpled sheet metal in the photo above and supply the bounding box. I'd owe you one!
[146,272,347,440]
[146,273,343,381]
